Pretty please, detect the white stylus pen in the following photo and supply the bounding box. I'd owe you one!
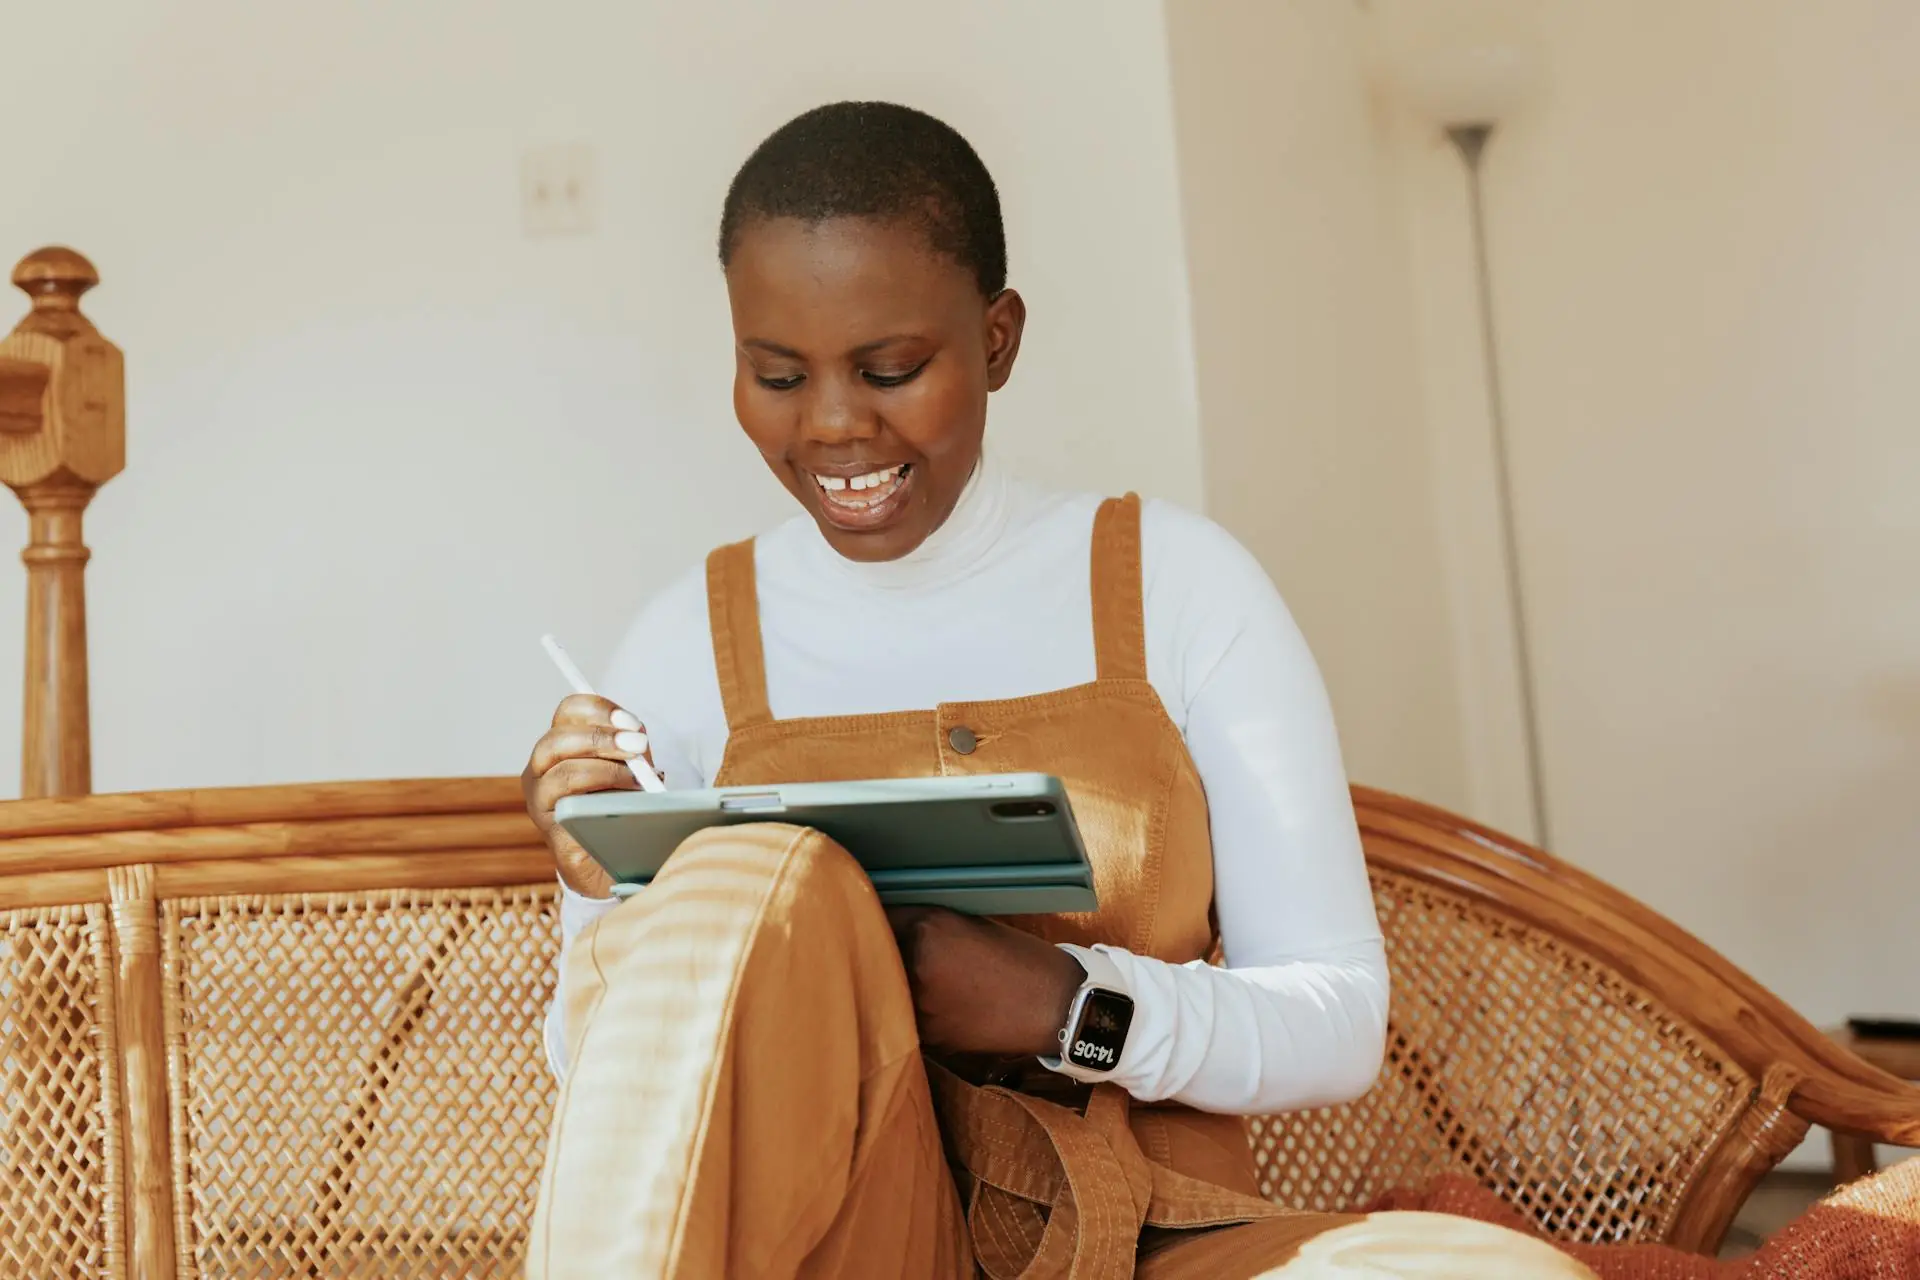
[540,634,667,793]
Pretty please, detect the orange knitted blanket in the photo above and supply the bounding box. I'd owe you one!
[1368,1160,1920,1278]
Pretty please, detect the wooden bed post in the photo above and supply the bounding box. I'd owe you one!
[0,248,124,798]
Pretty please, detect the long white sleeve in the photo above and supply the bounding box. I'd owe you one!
[543,883,622,1076]
[542,461,1388,1111]
[1066,940,1387,1114]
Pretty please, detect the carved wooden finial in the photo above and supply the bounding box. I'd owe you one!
[0,246,124,486]
[1,246,124,797]
[12,247,100,315]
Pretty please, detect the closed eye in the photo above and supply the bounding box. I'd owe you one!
[863,360,929,389]
[756,373,805,391]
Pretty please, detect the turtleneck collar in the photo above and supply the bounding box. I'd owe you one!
[799,447,1015,592]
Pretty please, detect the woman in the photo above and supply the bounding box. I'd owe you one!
[521,102,1592,1278]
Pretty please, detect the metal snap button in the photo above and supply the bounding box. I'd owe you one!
[948,726,978,755]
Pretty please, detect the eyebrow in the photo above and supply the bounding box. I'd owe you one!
[740,334,925,359]
[741,338,802,358]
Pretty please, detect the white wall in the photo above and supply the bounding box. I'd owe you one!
[1164,0,1470,811]
[1388,0,1920,1033]
[1173,0,1918,1166]
[0,0,1203,792]
[1379,0,1920,1163]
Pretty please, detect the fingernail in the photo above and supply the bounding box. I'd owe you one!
[610,710,641,732]
[614,731,649,756]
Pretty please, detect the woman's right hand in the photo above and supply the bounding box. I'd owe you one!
[521,694,660,898]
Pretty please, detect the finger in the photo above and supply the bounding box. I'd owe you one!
[534,758,642,812]
[883,905,936,937]
[550,694,644,733]
[885,905,964,931]
[529,724,654,777]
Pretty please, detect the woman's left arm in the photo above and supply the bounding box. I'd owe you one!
[894,512,1389,1111]
[1067,509,1390,1113]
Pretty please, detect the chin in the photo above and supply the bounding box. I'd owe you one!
[815,516,931,563]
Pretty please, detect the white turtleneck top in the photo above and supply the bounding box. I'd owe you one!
[548,456,1389,1116]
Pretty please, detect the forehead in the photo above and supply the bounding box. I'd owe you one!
[725,216,981,346]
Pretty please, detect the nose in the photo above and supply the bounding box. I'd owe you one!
[800,374,879,445]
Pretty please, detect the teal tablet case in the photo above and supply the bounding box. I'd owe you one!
[554,773,1095,916]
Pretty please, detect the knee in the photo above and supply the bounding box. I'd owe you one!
[588,823,887,978]
[661,824,901,987]
[668,821,864,883]
[655,823,878,926]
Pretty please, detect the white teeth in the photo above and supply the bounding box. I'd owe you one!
[814,466,903,498]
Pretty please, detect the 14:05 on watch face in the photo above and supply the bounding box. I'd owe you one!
[1064,989,1134,1071]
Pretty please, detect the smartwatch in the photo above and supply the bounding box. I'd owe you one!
[1042,946,1135,1081]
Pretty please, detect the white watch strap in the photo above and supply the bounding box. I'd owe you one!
[1060,943,1128,993]
[1039,943,1132,1081]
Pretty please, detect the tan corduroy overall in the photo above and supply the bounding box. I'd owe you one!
[527,497,1595,1280]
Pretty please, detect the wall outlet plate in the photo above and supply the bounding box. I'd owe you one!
[521,144,596,238]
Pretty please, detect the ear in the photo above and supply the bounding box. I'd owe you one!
[983,289,1026,393]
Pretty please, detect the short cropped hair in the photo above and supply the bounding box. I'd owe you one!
[719,101,1007,296]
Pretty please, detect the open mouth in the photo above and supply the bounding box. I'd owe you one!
[808,463,914,531]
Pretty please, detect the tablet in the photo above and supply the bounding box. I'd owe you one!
[554,772,1095,915]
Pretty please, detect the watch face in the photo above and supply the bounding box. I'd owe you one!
[1064,988,1134,1073]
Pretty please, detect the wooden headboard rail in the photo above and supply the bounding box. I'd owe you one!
[0,775,549,910]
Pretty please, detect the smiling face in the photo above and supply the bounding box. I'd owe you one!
[725,215,1025,562]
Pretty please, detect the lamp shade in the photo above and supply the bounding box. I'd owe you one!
[1395,40,1539,125]
[1367,1,1544,127]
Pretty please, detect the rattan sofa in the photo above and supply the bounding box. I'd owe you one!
[3,247,1917,1278]
[3,778,1917,1278]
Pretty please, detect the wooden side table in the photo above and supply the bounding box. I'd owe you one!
[1826,1026,1920,1183]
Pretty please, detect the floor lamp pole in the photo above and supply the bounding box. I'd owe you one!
[1445,122,1553,852]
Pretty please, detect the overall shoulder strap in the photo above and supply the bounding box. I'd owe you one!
[1089,494,1148,682]
[704,538,774,730]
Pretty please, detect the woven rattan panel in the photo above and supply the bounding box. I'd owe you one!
[1249,868,1752,1244]
[0,904,121,1279]
[164,885,558,1279]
